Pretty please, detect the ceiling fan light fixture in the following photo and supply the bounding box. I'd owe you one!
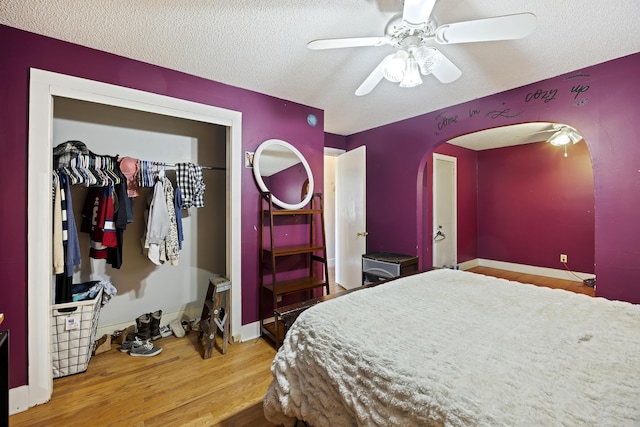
[399,54,423,88]
[413,46,440,75]
[547,124,583,146]
[382,50,408,83]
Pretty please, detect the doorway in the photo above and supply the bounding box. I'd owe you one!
[335,146,367,289]
[432,153,457,268]
[24,69,243,410]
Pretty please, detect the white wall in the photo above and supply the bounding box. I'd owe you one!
[53,97,226,331]
[323,154,337,266]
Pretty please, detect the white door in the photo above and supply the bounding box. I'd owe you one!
[432,153,457,268]
[336,146,366,289]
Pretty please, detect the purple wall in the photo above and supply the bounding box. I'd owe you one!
[477,141,594,272]
[0,25,324,388]
[347,53,640,305]
[324,132,347,150]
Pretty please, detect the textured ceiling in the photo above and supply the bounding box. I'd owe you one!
[1,0,639,136]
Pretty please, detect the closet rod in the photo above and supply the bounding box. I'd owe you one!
[163,163,226,171]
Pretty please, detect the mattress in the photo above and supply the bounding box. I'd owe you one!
[263,269,640,426]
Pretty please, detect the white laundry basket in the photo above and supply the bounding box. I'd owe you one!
[51,288,103,378]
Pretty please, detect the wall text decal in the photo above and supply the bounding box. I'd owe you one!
[571,84,590,100]
[525,88,558,103]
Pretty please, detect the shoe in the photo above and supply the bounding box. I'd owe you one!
[181,320,191,333]
[129,339,163,357]
[120,335,143,353]
[169,319,185,338]
[112,325,136,345]
[135,313,152,341]
[93,334,112,355]
[150,310,162,341]
[159,325,172,338]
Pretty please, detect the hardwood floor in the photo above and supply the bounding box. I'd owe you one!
[10,333,278,427]
[467,266,595,297]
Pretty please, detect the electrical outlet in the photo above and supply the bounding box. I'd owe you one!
[560,254,568,263]
[277,296,282,303]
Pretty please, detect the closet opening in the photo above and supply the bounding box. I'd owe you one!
[26,69,243,409]
[53,97,227,339]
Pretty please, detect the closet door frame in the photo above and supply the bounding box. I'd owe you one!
[23,68,243,410]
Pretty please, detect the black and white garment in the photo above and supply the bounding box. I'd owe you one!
[176,162,205,208]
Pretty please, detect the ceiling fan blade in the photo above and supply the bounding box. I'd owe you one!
[355,56,389,96]
[307,36,388,50]
[431,51,462,83]
[435,13,537,44]
[402,0,437,27]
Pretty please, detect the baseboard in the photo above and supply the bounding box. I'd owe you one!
[9,385,31,415]
[238,321,261,342]
[457,259,479,270]
[472,258,595,282]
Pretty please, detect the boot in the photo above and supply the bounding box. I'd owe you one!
[150,310,162,341]
[135,313,152,341]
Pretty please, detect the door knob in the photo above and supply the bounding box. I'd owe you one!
[356,231,368,237]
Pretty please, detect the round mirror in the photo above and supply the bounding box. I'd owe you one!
[252,139,314,210]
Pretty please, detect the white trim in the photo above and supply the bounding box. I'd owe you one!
[457,258,480,270]
[238,320,261,342]
[432,153,457,268]
[324,147,346,157]
[22,68,243,412]
[460,258,595,282]
[9,386,30,416]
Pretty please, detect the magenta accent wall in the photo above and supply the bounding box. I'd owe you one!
[324,132,347,150]
[0,25,324,388]
[477,141,594,272]
[347,53,640,306]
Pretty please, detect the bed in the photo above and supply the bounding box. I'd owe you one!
[263,268,640,426]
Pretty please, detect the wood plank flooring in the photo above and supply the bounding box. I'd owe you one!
[467,266,595,297]
[10,332,278,427]
[11,266,591,426]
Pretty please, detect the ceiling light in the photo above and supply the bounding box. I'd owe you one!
[547,124,582,146]
[399,54,423,88]
[413,46,440,75]
[382,51,408,83]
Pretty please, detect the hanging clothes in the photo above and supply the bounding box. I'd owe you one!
[174,186,184,250]
[52,171,64,275]
[143,179,170,265]
[176,162,206,208]
[106,163,131,269]
[117,156,141,197]
[54,171,82,304]
[80,186,118,259]
[160,177,180,266]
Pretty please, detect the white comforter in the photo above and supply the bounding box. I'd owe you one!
[263,269,640,426]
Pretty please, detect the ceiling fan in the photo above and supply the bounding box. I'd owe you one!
[307,0,537,96]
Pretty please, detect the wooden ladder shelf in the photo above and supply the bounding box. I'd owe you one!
[258,192,330,348]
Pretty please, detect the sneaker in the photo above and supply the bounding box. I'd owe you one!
[159,325,172,338]
[169,319,185,338]
[129,339,163,357]
[120,335,143,353]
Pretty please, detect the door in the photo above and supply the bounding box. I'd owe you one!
[336,146,366,289]
[432,153,457,268]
